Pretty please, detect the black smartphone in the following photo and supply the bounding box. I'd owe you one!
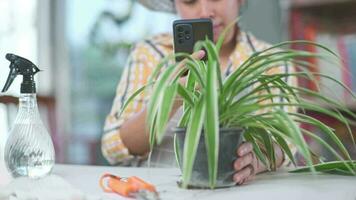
[173,18,213,62]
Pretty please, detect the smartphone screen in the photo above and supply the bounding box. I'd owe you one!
[173,18,213,62]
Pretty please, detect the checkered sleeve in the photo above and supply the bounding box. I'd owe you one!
[101,41,161,165]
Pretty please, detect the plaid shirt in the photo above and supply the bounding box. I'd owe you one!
[101,31,297,167]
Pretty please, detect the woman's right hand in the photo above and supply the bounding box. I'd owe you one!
[177,50,206,86]
[119,51,206,156]
[174,50,206,108]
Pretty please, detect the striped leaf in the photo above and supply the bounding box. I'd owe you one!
[204,60,219,188]
[182,95,206,188]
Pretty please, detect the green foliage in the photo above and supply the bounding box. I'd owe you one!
[290,161,356,176]
[119,28,356,189]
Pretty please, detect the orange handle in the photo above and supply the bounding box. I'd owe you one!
[127,176,157,193]
[108,177,138,196]
[99,174,138,197]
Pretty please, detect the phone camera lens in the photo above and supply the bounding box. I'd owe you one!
[177,26,184,32]
[178,39,184,44]
[185,30,190,35]
[178,33,184,38]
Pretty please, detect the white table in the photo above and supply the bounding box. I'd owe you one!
[52,164,356,200]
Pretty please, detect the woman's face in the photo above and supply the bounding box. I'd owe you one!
[174,0,242,43]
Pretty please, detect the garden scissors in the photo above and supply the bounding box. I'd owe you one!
[99,173,160,200]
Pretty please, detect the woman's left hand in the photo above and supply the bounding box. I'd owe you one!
[233,142,260,185]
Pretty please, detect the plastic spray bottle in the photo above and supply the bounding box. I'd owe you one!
[1,53,55,178]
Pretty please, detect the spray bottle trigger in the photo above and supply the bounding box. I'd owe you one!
[2,65,18,93]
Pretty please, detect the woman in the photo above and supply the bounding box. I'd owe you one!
[102,0,296,185]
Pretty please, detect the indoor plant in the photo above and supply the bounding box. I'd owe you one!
[119,26,356,189]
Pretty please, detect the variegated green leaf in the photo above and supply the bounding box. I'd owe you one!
[182,95,206,188]
[204,60,219,188]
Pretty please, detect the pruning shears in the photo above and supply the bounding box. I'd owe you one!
[99,173,160,200]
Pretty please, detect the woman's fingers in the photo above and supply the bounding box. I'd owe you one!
[234,152,253,171]
[237,142,253,157]
[179,77,187,85]
[233,164,254,184]
[177,50,206,67]
[233,142,258,185]
[176,50,205,77]
[191,50,206,60]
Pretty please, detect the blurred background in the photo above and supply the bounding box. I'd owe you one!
[0,0,355,165]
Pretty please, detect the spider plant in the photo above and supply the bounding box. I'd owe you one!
[119,26,356,189]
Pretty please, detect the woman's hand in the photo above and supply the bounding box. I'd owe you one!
[233,142,260,185]
[177,50,206,85]
[174,50,206,109]
[233,142,285,185]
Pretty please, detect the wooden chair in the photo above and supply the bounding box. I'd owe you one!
[0,96,18,127]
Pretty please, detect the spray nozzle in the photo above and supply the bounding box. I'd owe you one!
[2,53,40,94]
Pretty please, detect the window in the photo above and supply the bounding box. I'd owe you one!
[0,0,39,151]
[0,0,53,155]
[65,0,176,164]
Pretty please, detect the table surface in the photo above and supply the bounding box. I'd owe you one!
[51,164,356,200]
